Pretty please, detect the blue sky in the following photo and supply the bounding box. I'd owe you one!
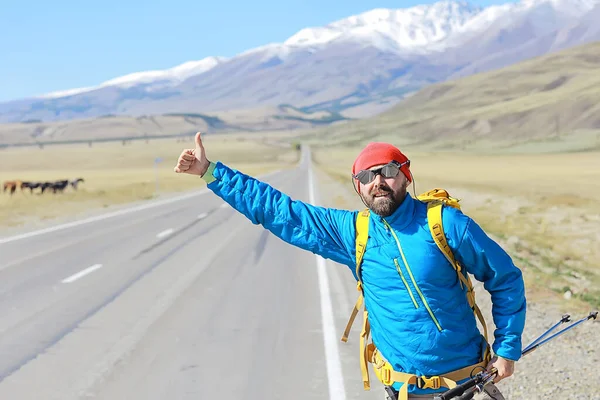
[0,0,515,102]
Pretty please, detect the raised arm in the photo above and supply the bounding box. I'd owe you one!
[174,132,357,268]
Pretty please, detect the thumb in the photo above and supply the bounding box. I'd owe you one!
[195,132,204,152]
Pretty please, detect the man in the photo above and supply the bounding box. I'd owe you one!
[174,133,527,400]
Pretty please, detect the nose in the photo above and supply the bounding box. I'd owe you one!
[372,172,384,186]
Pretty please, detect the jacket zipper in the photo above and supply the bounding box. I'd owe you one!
[393,258,419,308]
[384,220,443,332]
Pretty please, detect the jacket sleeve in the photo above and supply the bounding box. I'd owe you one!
[203,161,356,268]
[444,207,527,362]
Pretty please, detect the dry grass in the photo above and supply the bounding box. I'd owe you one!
[0,134,299,229]
[0,105,343,145]
[312,146,600,310]
[304,41,600,152]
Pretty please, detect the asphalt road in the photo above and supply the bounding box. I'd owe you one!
[0,148,382,400]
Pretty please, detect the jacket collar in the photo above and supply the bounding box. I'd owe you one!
[374,192,417,230]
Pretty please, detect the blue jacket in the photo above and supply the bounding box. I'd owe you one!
[203,161,527,395]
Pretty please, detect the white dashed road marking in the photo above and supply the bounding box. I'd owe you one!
[62,264,103,283]
[156,229,174,239]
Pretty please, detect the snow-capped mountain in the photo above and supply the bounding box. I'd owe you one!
[439,0,598,76]
[38,56,226,99]
[283,1,482,52]
[26,1,484,102]
[433,0,595,56]
[1,0,599,124]
[551,3,600,49]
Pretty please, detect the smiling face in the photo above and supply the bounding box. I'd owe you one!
[357,163,410,217]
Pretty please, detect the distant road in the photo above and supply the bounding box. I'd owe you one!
[0,147,382,400]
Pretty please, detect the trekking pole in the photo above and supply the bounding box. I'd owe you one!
[521,313,570,353]
[434,311,598,400]
[433,369,494,400]
[454,370,498,400]
[522,311,597,356]
[456,314,576,400]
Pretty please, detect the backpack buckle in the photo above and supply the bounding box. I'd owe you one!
[380,364,393,386]
[356,281,363,292]
[417,376,441,390]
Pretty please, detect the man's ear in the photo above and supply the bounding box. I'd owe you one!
[352,177,361,194]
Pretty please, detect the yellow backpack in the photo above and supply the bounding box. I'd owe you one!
[341,188,490,394]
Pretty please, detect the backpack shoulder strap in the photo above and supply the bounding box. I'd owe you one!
[355,208,370,281]
[341,208,370,343]
[426,201,461,284]
[427,201,490,359]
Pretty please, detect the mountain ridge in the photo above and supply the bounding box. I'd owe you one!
[308,40,600,152]
[1,0,598,125]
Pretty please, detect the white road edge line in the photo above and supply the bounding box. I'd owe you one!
[62,264,103,283]
[156,228,174,239]
[0,190,209,245]
[308,157,346,400]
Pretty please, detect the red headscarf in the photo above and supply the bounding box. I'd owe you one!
[352,143,412,191]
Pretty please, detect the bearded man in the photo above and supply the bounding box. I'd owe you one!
[174,134,526,400]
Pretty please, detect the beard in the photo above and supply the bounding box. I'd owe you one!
[361,183,407,217]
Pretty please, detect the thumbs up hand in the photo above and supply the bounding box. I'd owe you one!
[174,132,210,176]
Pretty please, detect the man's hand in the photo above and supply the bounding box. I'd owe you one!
[174,132,210,176]
[487,355,515,383]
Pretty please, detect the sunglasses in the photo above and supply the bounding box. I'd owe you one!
[353,160,409,185]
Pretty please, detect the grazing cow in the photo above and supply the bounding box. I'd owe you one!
[3,178,85,195]
[50,180,69,193]
[2,180,22,195]
[70,178,85,190]
[40,182,53,194]
[21,181,42,193]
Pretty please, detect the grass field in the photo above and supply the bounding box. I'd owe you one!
[0,105,345,145]
[311,146,600,311]
[0,133,299,229]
